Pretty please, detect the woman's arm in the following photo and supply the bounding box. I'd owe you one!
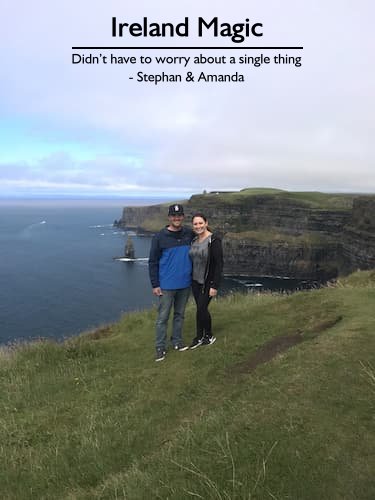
[209,237,224,290]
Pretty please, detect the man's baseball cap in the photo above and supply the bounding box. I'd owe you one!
[168,204,184,216]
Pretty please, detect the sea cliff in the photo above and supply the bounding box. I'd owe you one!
[116,189,375,279]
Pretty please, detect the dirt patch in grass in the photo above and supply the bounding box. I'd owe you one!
[232,315,342,374]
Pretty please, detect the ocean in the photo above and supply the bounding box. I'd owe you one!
[0,199,314,345]
[0,199,160,345]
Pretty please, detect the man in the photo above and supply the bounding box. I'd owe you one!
[149,204,194,361]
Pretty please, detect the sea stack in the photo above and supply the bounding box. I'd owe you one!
[124,236,135,259]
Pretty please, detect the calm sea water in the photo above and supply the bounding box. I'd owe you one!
[0,199,315,345]
[0,199,160,344]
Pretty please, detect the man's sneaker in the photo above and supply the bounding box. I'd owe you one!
[155,349,166,362]
[173,344,189,352]
[201,336,216,346]
[189,337,203,349]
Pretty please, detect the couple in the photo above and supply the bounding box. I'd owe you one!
[149,204,224,362]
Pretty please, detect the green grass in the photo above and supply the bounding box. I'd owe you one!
[1,271,375,499]
[273,191,356,210]
[190,188,359,210]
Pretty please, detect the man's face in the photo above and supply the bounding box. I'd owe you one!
[168,214,184,229]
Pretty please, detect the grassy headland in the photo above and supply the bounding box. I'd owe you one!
[120,188,361,233]
[1,271,375,499]
[189,188,356,210]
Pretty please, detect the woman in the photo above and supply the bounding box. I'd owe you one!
[189,213,224,349]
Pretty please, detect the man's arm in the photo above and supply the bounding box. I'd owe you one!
[148,233,162,293]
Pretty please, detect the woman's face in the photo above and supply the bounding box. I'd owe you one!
[192,216,208,235]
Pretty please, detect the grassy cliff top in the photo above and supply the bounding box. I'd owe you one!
[190,187,360,210]
[1,271,375,498]
[123,188,364,232]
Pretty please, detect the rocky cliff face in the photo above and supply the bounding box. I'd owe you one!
[341,198,375,272]
[222,237,343,280]
[116,192,375,279]
[187,195,351,235]
[119,205,165,231]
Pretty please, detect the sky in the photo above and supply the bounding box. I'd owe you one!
[1,0,374,198]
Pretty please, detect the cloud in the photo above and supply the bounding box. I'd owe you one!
[1,0,374,196]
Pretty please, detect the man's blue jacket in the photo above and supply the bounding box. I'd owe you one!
[149,226,194,290]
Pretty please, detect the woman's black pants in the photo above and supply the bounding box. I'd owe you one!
[192,280,212,338]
